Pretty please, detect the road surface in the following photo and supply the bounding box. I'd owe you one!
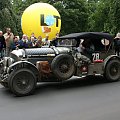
[0,76,120,120]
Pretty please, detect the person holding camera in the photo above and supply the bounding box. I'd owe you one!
[4,28,14,56]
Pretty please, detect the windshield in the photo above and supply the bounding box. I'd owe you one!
[56,39,77,46]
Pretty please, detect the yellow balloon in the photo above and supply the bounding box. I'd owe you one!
[21,3,61,40]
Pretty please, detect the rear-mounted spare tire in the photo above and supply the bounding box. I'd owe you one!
[51,54,75,80]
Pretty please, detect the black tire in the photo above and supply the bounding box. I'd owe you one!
[8,68,37,96]
[104,59,120,82]
[1,82,8,88]
[51,54,75,80]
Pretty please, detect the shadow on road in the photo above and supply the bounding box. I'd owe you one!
[34,76,112,95]
[0,76,116,97]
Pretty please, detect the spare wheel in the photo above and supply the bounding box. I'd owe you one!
[51,54,75,80]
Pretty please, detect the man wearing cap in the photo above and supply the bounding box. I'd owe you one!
[0,31,6,58]
[114,32,120,56]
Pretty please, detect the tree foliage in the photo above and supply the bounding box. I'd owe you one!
[52,0,88,35]
[0,0,120,36]
[87,0,120,35]
[0,0,18,34]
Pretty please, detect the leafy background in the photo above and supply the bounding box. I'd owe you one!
[0,0,120,37]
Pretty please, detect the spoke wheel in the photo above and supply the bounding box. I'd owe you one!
[8,68,36,96]
[105,59,120,82]
[59,60,70,74]
[51,54,75,80]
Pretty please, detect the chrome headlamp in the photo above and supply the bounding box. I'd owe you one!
[11,49,26,60]
[3,57,8,66]
[3,57,14,67]
[7,57,14,66]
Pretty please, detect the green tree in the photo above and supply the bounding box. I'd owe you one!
[106,0,120,34]
[0,0,18,34]
[52,0,88,35]
[87,0,108,32]
[87,0,120,35]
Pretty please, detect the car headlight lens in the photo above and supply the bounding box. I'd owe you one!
[3,57,8,66]
[3,57,14,67]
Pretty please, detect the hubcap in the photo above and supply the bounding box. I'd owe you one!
[13,71,34,94]
[110,63,119,77]
[59,61,70,73]
[16,78,30,90]
[110,67,118,76]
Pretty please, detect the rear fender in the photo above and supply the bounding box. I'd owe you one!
[104,55,120,69]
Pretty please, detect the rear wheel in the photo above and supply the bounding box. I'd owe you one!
[104,59,120,82]
[8,68,37,96]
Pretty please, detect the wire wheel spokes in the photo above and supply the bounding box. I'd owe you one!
[110,63,119,77]
[59,60,70,73]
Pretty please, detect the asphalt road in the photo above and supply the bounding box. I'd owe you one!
[0,76,120,120]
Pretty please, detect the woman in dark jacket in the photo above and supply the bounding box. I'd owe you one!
[0,31,6,58]
[114,33,120,56]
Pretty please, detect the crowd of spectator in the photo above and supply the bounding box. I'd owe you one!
[0,27,58,58]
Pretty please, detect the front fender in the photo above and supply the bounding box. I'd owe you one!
[7,61,40,78]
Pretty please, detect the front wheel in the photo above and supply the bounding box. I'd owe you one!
[8,68,37,96]
[104,59,120,82]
